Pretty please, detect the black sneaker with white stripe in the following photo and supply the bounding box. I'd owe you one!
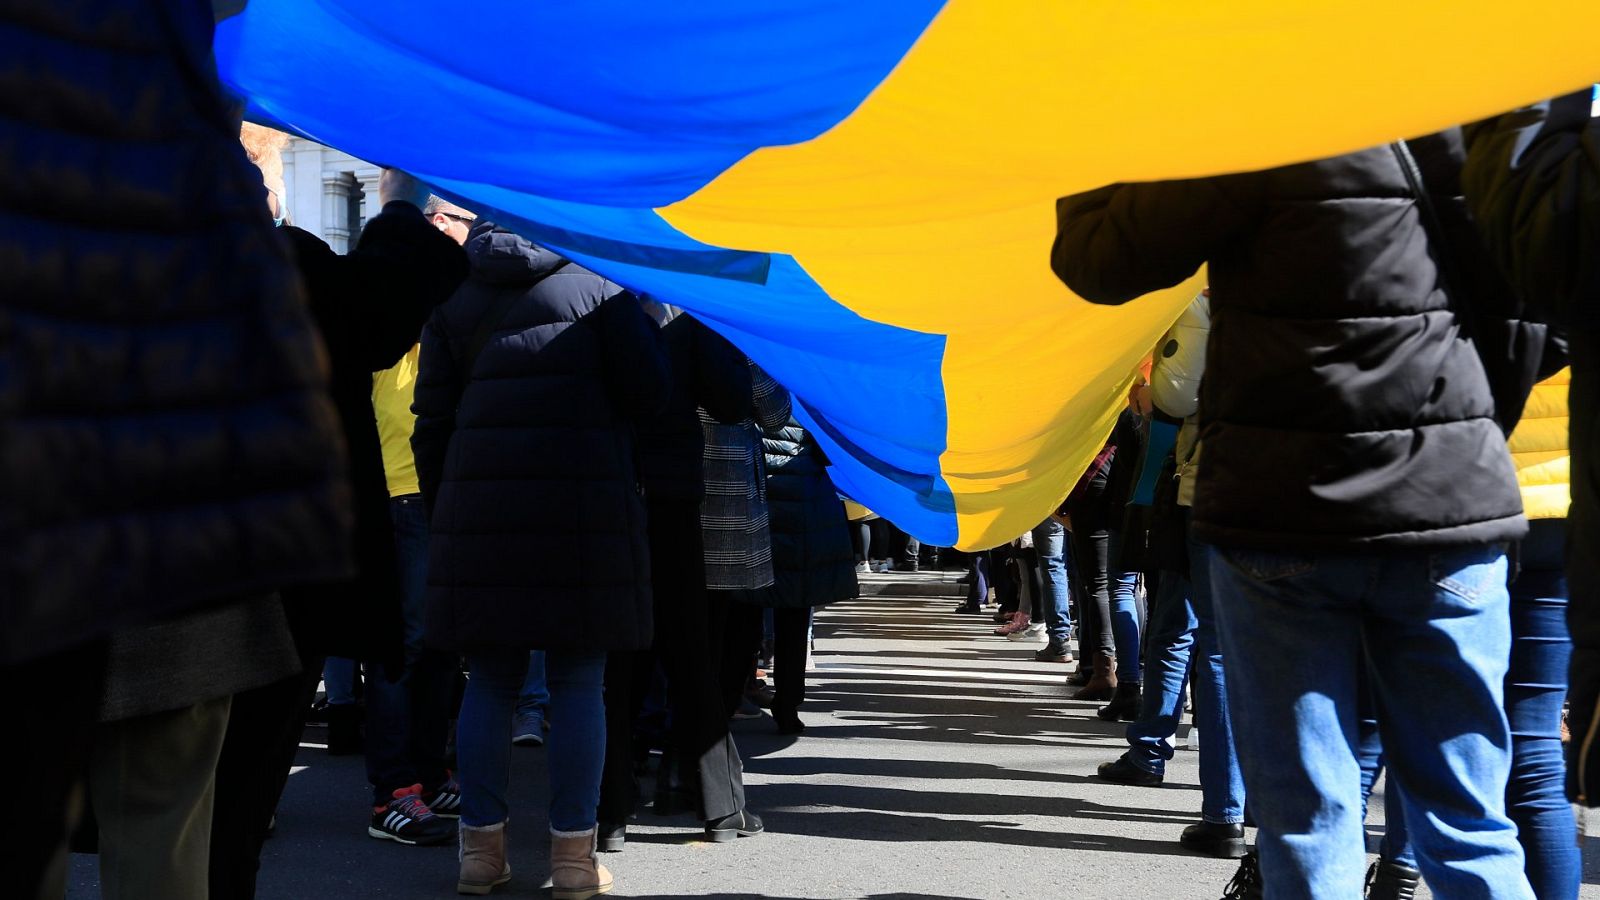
[368,784,452,846]
[422,773,462,819]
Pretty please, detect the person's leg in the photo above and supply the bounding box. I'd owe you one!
[517,651,550,735]
[1499,519,1580,899]
[1210,546,1369,899]
[322,657,358,706]
[93,695,232,900]
[1122,569,1197,774]
[720,600,763,717]
[1363,545,1534,899]
[546,651,609,834]
[851,521,868,564]
[773,607,811,715]
[208,648,321,900]
[1109,540,1143,683]
[598,650,638,829]
[458,649,530,828]
[1032,520,1073,650]
[1073,527,1115,658]
[1189,541,1246,828]
[4,641,106,900]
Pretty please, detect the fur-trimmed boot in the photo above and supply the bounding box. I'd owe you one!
[456,821,511,895]
[550,828,613,900]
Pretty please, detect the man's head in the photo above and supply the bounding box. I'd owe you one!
[423,196,476,246]
[240,123,291,225]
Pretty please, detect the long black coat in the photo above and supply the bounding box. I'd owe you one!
[635,305,752,505]
[277,204,467,666]
[1054,130,1551,553]
[414,223,669,652]
[745,419,858,609]
[0,0,350,664]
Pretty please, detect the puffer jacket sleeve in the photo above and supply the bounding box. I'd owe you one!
[1149,290,1212,419]
[1463,91,1600,330]
[308,202,469,372]
[750,362,792,431]
[1052,178,1259,305]
[693,318,755,424]
[595,287,671,420]
[412,306,460,512]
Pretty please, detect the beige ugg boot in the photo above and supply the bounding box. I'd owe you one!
[457,821,511,895]
[550,828,613,900]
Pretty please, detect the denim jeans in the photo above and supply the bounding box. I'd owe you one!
[1211,542,1534,900]
[1110,565,1142,683]
[366,495,455,804]
[1125,566,1196,774]
[1375,520,1576,898]
[1187,541,1245,825]
[517,651,549,719]
[458,648,607,832]
[1032,519,1072,645]
[322,657,358,706]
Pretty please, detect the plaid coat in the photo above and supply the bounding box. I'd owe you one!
[700,364,791,591]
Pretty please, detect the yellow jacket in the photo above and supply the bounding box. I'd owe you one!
[1508,369,1570,520]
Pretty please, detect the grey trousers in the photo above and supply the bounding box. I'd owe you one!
[91,695,232,900]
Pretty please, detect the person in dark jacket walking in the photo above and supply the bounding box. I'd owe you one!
[1053,131,1549,899]
[1461,90,1600,814]
[413,218,668,898]
[0,4,352,897]
[596,304,762,850]
[736,414,859,734]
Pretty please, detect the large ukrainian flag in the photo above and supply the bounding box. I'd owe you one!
[215,2,1600,550]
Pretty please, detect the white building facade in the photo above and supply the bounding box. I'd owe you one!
[279,137,382,253]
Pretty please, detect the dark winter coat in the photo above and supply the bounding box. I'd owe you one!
[740,419,858,609]
[0,0,350,664]
[701,364,792,591]
[1461,91,1600,804]
[278,205,467,666]
[414,223,669,652]
[1054,130,1551,553]
[635,304,752,505]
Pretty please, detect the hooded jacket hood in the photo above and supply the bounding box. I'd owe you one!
[465,220,567,286]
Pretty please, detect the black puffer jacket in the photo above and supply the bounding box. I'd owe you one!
[1054,131,1548,552]
[414,223,670,652]
[635,304,752,504]
[0,0,349,664]
[742,418,858,609]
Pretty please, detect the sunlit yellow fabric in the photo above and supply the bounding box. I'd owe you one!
[665,3,1600,548]
[373,345,422,499]
[1510,370,1571,521]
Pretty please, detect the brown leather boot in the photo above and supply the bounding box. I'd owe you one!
[550,829,613,900]
[1073,652,1118,701]
[456,821,511,895]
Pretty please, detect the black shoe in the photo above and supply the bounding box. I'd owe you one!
[421,773,462,819]
[1097,681,1142,722]
[1365,859,1421,900]
[953,602,982,613]
[1182,821,1247,859]
[597,821,626,853]
[1097,755,1163,786]
[705,809,764,842]
[1035,640,1074,663]
[774,710,805,735]
[367,786,453,846]
[326,703,363,756]
[1221,851,1263,900]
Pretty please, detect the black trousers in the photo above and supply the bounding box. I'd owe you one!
[600,501,745,824]
[208,647,323,900]
[5,640,106,900]
[771,607,811,714]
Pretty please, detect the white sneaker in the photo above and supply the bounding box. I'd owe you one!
[855,561,871,575]
[872,560,893,573]
[1009,622,1047,641]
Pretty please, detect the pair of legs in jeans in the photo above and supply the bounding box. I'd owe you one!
[1367,519,1578,899]
[1122,537,1244,825]
[458,650,607,834]
[1212,541,1536,899]
[1032,519,1073,650]
[1073,525,1143,682]
[367,495,455,805]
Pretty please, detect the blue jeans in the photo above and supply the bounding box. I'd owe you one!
[458,648,607,832]
[322,657,359,706]
[1110,567,1142,683]
[1032,519,1072,645]
[1125,567,1196,774]
[1187,541,1245,825]
[1377,520,1577,898]
[1211,542,1533,900]
[366,495,455,803]
[518,651,549,719]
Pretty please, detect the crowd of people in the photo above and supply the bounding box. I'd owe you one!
[6,4,1600,900]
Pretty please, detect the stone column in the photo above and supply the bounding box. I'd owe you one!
[356,169,382,228]
[320,172,356,253]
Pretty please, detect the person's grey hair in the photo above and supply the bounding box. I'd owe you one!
[423,195,474,220]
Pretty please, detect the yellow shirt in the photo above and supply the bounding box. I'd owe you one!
[1508,369,1570,521]
[372,344,422,498]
